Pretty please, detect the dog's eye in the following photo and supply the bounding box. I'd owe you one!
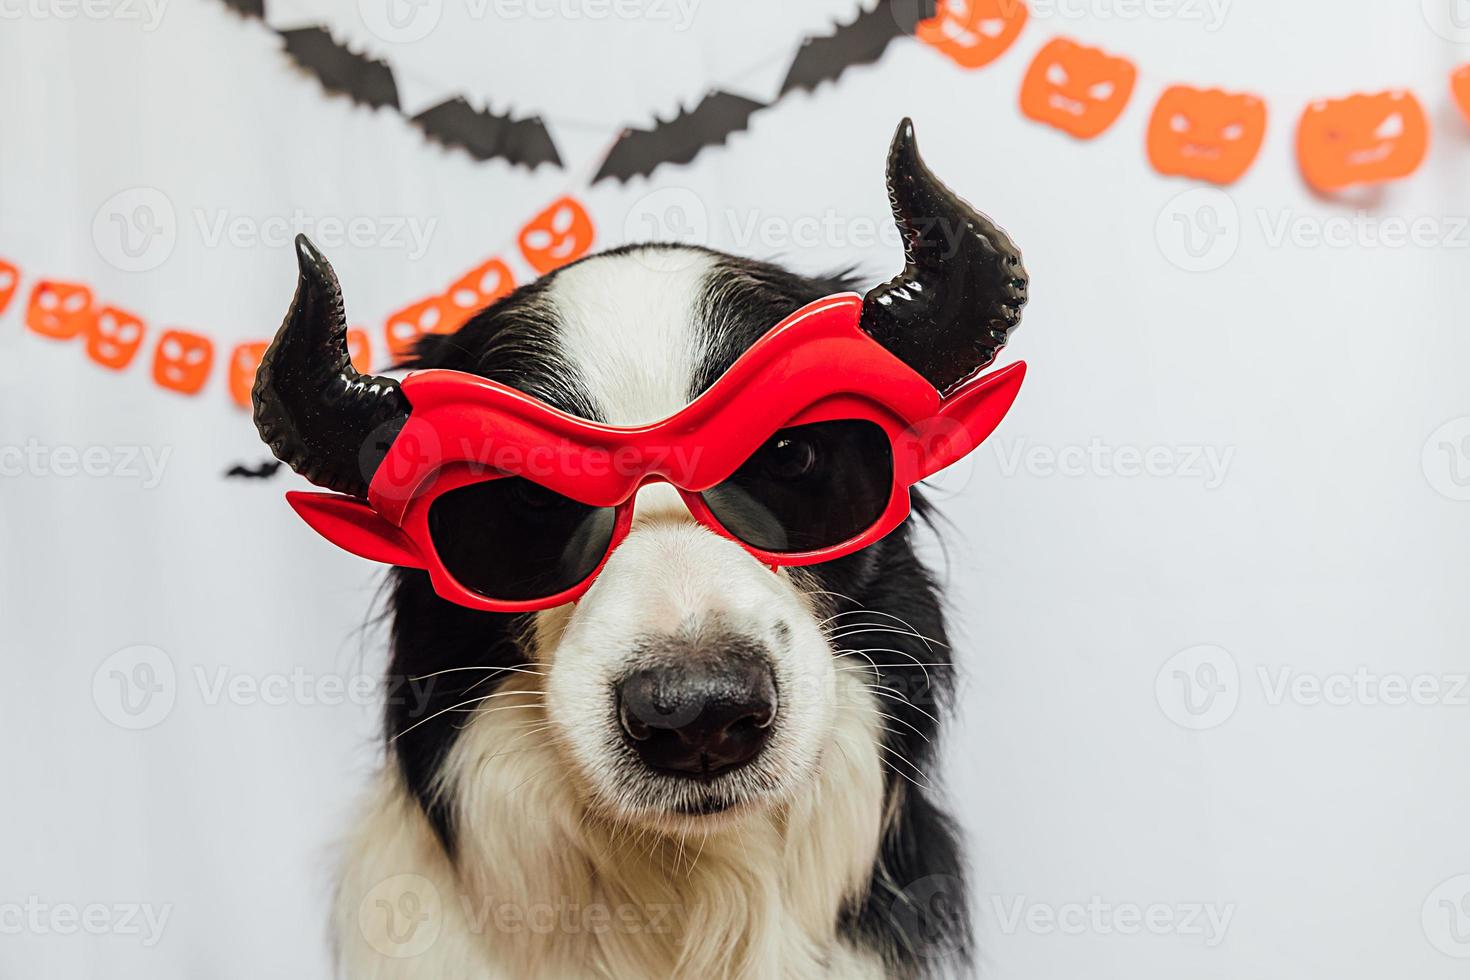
[760,433,820,482]
[510,479,575,511]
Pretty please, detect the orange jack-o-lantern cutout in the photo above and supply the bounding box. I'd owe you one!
[0,260,19,315]
[385,294,454,361]
[85,305,147,371]
[1451,66,1470,127]
[1020,38,1136,139]
[443,258,516,333]
[26,280,95,340]
[347,326,372,373]
[228,341,269,408]
[916,0,1028,70]
[1296,91,1428,192]
[1147,86,1267,185]
[152,329,215,395]
[518,197,594,275]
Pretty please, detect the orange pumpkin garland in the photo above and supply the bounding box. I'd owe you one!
[1296,90,1428,192]
[518,197,595,275]
[1147,86,1266,185]
[152,329,215,396]
[916,0,1028,70]
[86,306,147,371]
[1020,38,1136,140]
[1452,65,1470,127]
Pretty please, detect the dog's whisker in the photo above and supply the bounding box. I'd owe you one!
[818,607,932,634]
[407,664,546,683]
[447,701,544,730]
[837,705,932,744]
[393,690,544,742]
[876,753,933,793]
[802,591,942,646]
[826,625,949,649]
[837,646,941,688]
[876,742,933,783]
[859,684,942,728]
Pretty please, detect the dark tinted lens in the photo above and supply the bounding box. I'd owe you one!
[702,419,893,554]
[428,476,616,601]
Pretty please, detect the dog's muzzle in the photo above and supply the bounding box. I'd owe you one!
[615,648,777,779]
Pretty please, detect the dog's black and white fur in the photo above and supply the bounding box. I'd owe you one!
[337,246,968,978]
[255,121,1027,978]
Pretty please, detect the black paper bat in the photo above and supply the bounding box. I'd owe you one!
[218,0,264,17]
[224,459,283,480]
[280,26,400,111]
[780,0,935,96]
[411,98,561,169]
[592,91,764,183]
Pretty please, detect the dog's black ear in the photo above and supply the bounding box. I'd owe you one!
[860,119,1028,394]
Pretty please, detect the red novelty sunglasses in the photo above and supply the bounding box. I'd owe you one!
[286,293,1025,612]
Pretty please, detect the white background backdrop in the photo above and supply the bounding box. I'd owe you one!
[3,0,1470,976]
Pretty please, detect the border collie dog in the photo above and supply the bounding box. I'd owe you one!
[253,121,1026,978]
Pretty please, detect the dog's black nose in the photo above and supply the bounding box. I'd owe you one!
[616,652,777,778]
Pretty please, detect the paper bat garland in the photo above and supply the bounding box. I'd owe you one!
[212,0,930,181]
[280,27,399,111]
[592,92,763,183]
[591,0,933,182]
[413,99,561,168]
[224,460,283,480]
[215,0,561,171]
[781,0,935,96]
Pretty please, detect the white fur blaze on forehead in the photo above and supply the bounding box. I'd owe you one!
[570,519,790,637]
[543,247,716,425]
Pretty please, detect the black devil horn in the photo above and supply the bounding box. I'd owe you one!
[861,119,1028,393]
[252,235,410,496]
